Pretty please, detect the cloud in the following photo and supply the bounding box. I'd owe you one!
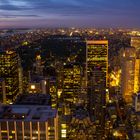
[0,14,41,18]
[0,0,32,11]
[0,0,140,27]
[0,0,140,16]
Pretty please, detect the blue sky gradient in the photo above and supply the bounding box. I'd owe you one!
[0,0,140,28]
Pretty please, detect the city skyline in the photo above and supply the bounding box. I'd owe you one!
[0,27,140,139]
[0,0,140,28]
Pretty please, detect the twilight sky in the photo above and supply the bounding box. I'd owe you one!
[0,0,140,28]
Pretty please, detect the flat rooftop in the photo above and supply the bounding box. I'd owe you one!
[14,93,51,106]
[0,105,57,121]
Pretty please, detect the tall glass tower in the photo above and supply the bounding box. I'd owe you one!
[86,40,108,138]
[0,50,20,104]
[63,63,81,115]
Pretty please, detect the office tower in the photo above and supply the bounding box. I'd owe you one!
[63,63,81,115]
[132,93,140,139]
[18,58,23,94]
[0,51,20,104]
[46,77,58,109]
[131,36,140,58]
[109,69,121,99]
[134,59,140,93]
[0,105,58,140]
[86,40,108,137]
[0,79,6,104]
[132,93,140,112]
[120,47,136,103]
[35,55,44,75]
[131,37,140,93]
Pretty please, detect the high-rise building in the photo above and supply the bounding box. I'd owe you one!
[18,59,23,95]
[120,47,136,103]
[0,79,6,104]
[132,93,140,139]
[0,105,58,140]
[131,36,140,58]
[46,77,58,109]
[0,51,20,104]
[86,40,108,137]
[63,63,81,115]
[86,40,108,84]
[131,37,140,94]
[132,93,140,112]
[134,59,140,93]
[35,55,44,75]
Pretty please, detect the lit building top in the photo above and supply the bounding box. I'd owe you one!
[36,55,41,60]
[86,40,108,84]
[87,40,108,45]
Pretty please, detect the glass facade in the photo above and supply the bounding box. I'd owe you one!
[86,40,108,137]
[0,51,19,103]
[63,63,81,115]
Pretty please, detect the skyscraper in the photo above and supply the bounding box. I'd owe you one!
[86,40,108,137]
[0,78,6,103]
[35,54,44,75]
[131,37,140,94]
[120,47,136,103]
[63,63,81,115]
[0,50,20,104]
[131,36,140,58]
[46,77,58,109]
[134,59,140,93]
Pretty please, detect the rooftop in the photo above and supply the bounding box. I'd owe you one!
[0,105,57,121]
[14,93,51,106]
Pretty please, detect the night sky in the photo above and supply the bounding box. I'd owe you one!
[0,0,140,28]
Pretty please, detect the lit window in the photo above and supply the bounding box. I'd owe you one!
[31,85,35,90]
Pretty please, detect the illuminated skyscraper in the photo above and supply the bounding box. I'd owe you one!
[86,40,108,137]
[131,37,140,93]
[120,47,136,103]
[0,78,6,103]
[0,51,20,104]
[46,77,58,109]
[35,54,44,75]
[134,59,140,93]
[63,63,81,115]
[131,36,140,58]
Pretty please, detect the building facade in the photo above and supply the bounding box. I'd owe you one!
[63,63,81,115]
[0,105,58,140]
[0,51,20,104]
[86,40,108,138]
[120,47,136,103]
